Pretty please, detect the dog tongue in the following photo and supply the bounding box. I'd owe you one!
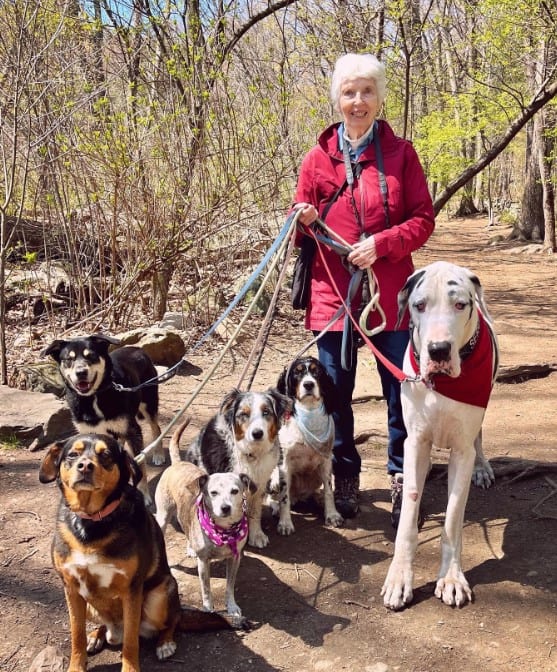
[76,381,92,393]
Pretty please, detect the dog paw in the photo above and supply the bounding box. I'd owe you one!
[381,564,414,611]
[325,511,344,528]
[277,519,295,536]
[86,625,107,654]
[151,450,166,467]
[248,530,270,548]
[435,573,472,607]
[156,640,177,660]
[472,460,495,489]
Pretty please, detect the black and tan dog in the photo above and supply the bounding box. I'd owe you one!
[43,334,162,503]
[39,433,234,672]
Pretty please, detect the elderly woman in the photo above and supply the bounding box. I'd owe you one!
[292,53,435,523]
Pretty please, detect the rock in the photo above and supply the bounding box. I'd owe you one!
[118,327,186,367]
[0,385,74,449]
[158,311,188,330]
[28,645,65,671]
[15,361,65,396]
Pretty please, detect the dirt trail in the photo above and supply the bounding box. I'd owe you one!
[1,216,556,672]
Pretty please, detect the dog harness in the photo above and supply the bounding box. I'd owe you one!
[409,311,496,409]
[294,401,335,457]
[195,495,248,558]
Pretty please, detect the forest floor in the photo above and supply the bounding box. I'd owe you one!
[1,215,557,672]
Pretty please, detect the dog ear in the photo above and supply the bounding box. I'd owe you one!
[89,334,121,353]
[39,441,65,483]
[239,473,257,494]
[276,366,288,395]
[468,271,494,322]
[198,474,209,490]
[396,269,426,328]
[220,388,241,425]
[41,340,67,362]
[122,450,143,488]
[267,388,293,422]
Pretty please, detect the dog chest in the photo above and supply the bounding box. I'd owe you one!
[59,548,132,602]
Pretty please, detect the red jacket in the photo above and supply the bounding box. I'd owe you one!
[293,120,435,332]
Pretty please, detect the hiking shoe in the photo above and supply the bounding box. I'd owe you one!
[390,474,424,530]
[334,475,360,518]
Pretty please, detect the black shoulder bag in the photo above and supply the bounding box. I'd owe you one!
[291,178,348,309]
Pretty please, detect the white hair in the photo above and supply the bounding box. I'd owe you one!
[330,53,386,112]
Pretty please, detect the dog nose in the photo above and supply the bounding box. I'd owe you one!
[251,428,264,440]
[221,504,231,516]
[303,381,315,391]
[428,341,452,362]
[77,458,94,473]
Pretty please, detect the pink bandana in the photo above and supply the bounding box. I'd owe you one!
[409,311,496,409]
[195,495,248,558]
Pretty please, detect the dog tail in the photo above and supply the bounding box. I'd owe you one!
[178,607,252,632]
[168,417,192,465]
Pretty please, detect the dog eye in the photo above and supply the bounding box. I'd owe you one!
[209,490,218,498]
[66,451,79,460]
[261,408,271,417]
[413,300,426,313]
[455,301,467,311]
[230,488,239,495]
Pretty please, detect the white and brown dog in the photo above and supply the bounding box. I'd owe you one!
[155,420,255,622]
[382,261,499,611]
[273,356,343,534]
[184,389,291,548]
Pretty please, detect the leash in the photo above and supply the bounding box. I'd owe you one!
[306,222,419,384]
[236,221,297,390]
[115,211,299,394]
[135,211,301,464]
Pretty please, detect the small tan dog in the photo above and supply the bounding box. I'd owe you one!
[155,419,255,623]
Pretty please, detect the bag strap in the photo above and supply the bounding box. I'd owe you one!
[321,176,348,221]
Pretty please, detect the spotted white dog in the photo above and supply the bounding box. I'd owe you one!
[382,261,499,611]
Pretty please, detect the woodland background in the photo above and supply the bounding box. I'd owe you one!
[0,0,556,385]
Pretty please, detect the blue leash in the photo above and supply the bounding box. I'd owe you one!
[113,212,297,392]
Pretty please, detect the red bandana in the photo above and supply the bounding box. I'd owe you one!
[409,312,495,409]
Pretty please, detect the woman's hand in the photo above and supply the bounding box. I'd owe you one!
[293,202,318,227]
[347,235,377,268]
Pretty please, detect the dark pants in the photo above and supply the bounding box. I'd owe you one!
[315,329,409,479]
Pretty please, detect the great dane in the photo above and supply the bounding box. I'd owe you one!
[382,261,499,610]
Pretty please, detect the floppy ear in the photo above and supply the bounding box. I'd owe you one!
[198,474,209,491]
[468,271,494,322]
[239,473,257,495]
[39,441,65,483]
[276,366,288,395]
[89,334,121,354]
[220,388,241,426]
[122,450,143,488]
[396,269,426,328]
[41,340,67,362]
[267,388,293,422]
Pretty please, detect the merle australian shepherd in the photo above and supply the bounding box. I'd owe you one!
[184,388,291,548]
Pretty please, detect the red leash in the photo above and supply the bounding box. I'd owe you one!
[307,226,411,383]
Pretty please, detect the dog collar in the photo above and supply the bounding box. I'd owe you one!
[410,316,481,365]
[75,497,122,521]
[195,495,248,558]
